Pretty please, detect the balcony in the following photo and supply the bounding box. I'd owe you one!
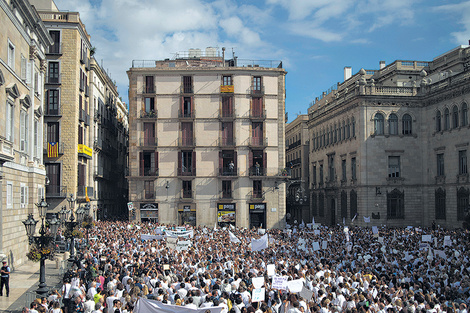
[219,109,235,120]
[249,167,266,177]
[85,85,89,97]
[43,141,65,156]
[178,109,195,119]
[249,190,264,200]
[77,186,93,199]
[46,185,67,198]
[219,167,238,177]
[179,136,195,147]
[79,80,84,92]
[46,74,61,84]
[250,86,264,96]
[140,137,158,147]
[144,190,155,200]
[249,137,267,147]
[79,109,90,125]
[220,190,233,199]
[182,189,193,199]
[143,85,155,94]
[94,139,103,150]
[80,52,88,65]
[249,109,266,120]
[85,58,90,71]
[94,110,101,123]
[140,109,158,119]
[94,167,104,178]
[140,167,159,177]
[47,43,62,55]
[45,105,61,116]
[181,86,194,94]
[220,85,234,93]
[219,137,235,147]
[178,167,196,177]
[0,138,14,163]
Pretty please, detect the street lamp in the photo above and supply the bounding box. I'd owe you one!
[22,198,60,296]
[64,194,78,262]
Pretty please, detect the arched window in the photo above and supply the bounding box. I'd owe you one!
[351,117,356,137]
[387,188,404,219]
[435,188,446,220]
[402,114,412,135]
[453,106,459,129]
[374,113,384,135]
[462,103,468,126]
[457,187,469,221]
[436,110,441,132]
[444,108,450,130]
[388,114,398,135]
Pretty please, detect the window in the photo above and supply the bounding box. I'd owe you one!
[253,76,261,91]
[251,97,263,117]
[183,76,192,93]
[6,100,14,142]
[437,153,444,176]
[312,165,316,186]
[459,150,468,175]
[20,183,28,208]
[19,110,28,152]
[436,110,441,132]
[181,122,194,146]
[222,181,232,198]
[182,97,192,117]
[374,113,384,135]
[328,155,335,182]
[221,96,233,117]
[350,190,357,219]
[253,180,262,198]
[143,123,156,146]
[183,180,192,198]
[180,151,195,175]
[342,159,347,181]
[8,41,15,68]
[34,119,39,158]
[145,76,154,93]
[221,122,234,146]
[351,117,356,137]
[453,106,459,129]
[351,157,356,180]
[388,114,398,135]
[48,62,60,84]
[319,193,325,217]
[462,103,468,126]
[223,76,232,86]
[6,182,13,208]
[139,151,158,176]
[341,191,347,218]
[388,156,400,178]
[338,124,342,141]
[457,187,469,221]
[21,54,27,81]
[46,163,61,196]
[144,181,154,199]
[319,164,324,184]
[402,114,412,135]
[49,30,61,54]
[444,108,450,130]
[435,188,446,220]
[46,89,60,115]
[312,193,317,216]
[387,188,404,219]
[145,97,155,113]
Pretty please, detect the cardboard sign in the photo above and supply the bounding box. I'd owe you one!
[287,279,304,293]
[267,264,275,276]
[272,276,288,290]
[312,242,320,251]
[252,277,264,289]
[252,288,265,302]
[422,235,432,242]
[299,285,313,301]
[321,241,328,250]
[372,226,378,234]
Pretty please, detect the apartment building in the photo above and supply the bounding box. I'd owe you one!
[127,49,287,228]
[308,46,470,228]
[0,0,52,266]
[285,114,309,225]
[90,58,129,220]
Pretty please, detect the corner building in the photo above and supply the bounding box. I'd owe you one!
[309,45,470,228]
[127,51,287,228]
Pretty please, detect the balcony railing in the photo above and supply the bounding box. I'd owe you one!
[79,109,86,122]
[144,85,155,94]
[140,109,158,118]
[144,190,155,199]
[45,105,61,116]
[221,190,233,199]
[219,109,234,119]
[140,137,158,146]
[46,74,61,84]
[94,139,103,150]
[219,137,235,146]
[43,141,65,156]
[249,167,266,176]
[140,167,159,176]
[181,86,194,94]
[77,186,94,198]
[179,137,195,146]
[0,138,14,163]
[94,167,104,178]
[219,167,237,176]
[249,109,266,120]
[178,109,195,119]
[182,189,193,199]
[178,167,196,176]
[249,190,264,200]
[250,86,264,96]
[46,185,67,198]
[48,43,62,55]
[249,137,267,146]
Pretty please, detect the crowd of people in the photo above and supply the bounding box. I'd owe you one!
[25,221,470,313]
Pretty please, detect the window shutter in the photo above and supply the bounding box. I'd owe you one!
[219,151,223,174]
[155,151,159,174]
[234,151,237,171]
[21,56,27,81]
[150,151,156,175]
[263,152,267,171]
[192,151,196,176]
[139,152,144,176]
[178,151,182,175]
[249,151,253,168]
[20,111,25,151]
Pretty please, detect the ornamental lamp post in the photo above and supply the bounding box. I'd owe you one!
[22,198,59,297]
[64,194,78,262]
[58,206,69,224]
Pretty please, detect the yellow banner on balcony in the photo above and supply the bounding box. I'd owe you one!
[78,144,93,157]
[85,186,90,202]
[220,85,234,93]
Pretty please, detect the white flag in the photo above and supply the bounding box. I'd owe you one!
[312,216,315,225]
[352,214,357,222]
[252,234,269,251]
[363,216,371,223]
[229,231,240,243]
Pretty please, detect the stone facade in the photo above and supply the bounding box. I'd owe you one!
[0,0,52,266]
[127,53,287,228]
[308,46,470,228]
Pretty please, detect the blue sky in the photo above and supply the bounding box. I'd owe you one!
[53,0,470,122]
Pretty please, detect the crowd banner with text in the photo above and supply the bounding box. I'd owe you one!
[135,298,223,313]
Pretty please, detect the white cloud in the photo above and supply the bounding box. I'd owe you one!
[434,1,470,44]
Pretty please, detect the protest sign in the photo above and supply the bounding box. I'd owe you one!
[422,235,432,242]
[176,240,191,251]
[252,277,264,289]
[299,286,313,301]
[372,226,378,234]
[272,276,288,290]
[252,288,265,302]
[444,236,452,247]
[267,264,275,276]
[287,279,304,293]
[312,242,320,251]
[321,241,328,250]
[314,229,320,236]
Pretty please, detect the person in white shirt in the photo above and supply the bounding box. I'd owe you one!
[83,295,95,313]
[106,290,119,311]
[87,282,97,299]
[185,297,198,309]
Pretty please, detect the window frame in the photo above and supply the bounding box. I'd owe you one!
[402,114,412,135]
[459,150,468,175]
[436,153,445,177]
[388,156,400,178]
[374,113,384,135]
[7,40,15,69]
[388,113,398,135]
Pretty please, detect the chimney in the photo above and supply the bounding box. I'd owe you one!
[380,61,386,69]
[344,67,352,81]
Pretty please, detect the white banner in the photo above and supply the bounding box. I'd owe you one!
[299,285,313,301]
[229,231,240,243]
[251,234,269,251]
[135,298,223,313]
[141,234,165,241]
[422,235,432,242]
[176,240,191,251]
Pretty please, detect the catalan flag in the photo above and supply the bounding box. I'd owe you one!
[47,142,59,158]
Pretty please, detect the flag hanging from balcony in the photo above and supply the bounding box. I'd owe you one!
[47,142,59,158]
[85,186,90,202]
